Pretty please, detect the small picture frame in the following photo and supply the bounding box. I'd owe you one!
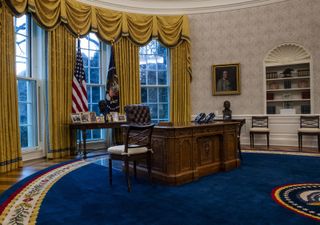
[80,112,91,123]
[96,116,104,123]
[89,112,96,122]
[212,63,240,96]
[118,114,127,121]
[110,112,119,122]
[70,113,81,124]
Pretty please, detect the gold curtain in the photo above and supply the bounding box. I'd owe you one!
[170,41,192,123]
[0,3,22,172]
[114,38,141,113]
[4,0,190,45]
[47,25,75,159]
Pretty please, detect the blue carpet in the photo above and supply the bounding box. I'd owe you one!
[6,153,320,224]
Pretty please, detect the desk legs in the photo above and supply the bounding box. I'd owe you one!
[82,129,87,159]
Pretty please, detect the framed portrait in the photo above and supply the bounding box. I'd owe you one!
[212,63,240,96]
[80,112,91,123]
[70,113,81,124]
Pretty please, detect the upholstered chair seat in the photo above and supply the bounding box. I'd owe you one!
[107,145,150,155]
[249,127,270,132]
[297,128,320,133]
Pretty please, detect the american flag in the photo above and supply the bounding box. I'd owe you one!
[72,39,88,113]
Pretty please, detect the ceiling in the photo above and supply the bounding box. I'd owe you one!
[79,0,289,15]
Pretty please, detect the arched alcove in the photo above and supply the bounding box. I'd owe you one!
[264,43,312,115]
[264,43,311,66]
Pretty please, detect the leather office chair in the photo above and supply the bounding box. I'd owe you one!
[250,116,270,149]
[298,116,320,152]
[107,104,154,192]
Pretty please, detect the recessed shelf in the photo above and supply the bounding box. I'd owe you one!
[266,76,310,81]
[266,88,310,92]
[267,99,310,103]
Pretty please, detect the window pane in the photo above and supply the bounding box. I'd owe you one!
[90,68,100,84]
[159,87,168,103]
[89,33,99,50]
[16,34,27,57]
[20,126,28,148]
[18,80,27,101]
[16,57,27,77]
[92,104,99,115]
[90,51,100,67]
[141,87,147,103]
[91,86,101,103]
[158,71,167,85]
[140,70,146,85]
[147,71,157,85]
[82,50,89,66]
[148,88,157,103]
[159,104,169,120]
[15,15,27,36]
[19,103,27,124]
[149,104,158,119]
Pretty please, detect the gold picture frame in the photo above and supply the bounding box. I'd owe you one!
[212,63,240,96]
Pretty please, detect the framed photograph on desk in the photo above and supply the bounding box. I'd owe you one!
[80,112,90,123]
[71,113,81,124]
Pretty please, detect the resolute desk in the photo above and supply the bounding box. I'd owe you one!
[147,121,240,185]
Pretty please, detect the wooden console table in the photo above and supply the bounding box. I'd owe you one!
[146,121,240,185]
[70,122,126,158]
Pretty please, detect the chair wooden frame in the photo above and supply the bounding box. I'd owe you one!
[298,116,320,152]
[108,123,155,192]
[250,116,269,149]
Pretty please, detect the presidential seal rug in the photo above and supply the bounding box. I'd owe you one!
[272,183,320,222]
[1,153,320,225]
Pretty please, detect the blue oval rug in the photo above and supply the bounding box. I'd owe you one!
[1,153,320,225]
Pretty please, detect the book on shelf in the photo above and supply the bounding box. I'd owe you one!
[297,69,309,77]
[267,93,274,100]
[301,91,310,99]
[283,80,291,89]
[301,105,310,114]
[267,106,276,114]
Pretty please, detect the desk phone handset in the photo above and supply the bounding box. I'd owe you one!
[203,112,215,123]
[194,112,215,124]
[194,113,206,123]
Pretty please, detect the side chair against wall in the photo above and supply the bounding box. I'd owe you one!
[298,116,320,152]
[249,116,270,149]
[107,105,154,192]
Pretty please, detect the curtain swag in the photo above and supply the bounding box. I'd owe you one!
[3,0,190,47]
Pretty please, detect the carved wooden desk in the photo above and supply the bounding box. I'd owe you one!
[148,121,240,185]
[70,122,126,158]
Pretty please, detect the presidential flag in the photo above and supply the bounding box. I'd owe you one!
[72,39,88,113]
[106,46,119,113]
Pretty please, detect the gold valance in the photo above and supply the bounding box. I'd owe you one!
[3,0,190,46]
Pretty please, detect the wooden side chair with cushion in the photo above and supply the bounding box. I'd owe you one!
[298,116,320,152]
[107,104,155,192]
[250,116,270,149]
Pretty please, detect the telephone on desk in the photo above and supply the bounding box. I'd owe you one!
[194,112,215,124]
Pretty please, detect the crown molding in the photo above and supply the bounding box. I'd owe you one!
[78,0,290,15]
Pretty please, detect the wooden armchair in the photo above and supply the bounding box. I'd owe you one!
[298,116,320,152]
[107,104,154,192]
[250,116,270,149]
